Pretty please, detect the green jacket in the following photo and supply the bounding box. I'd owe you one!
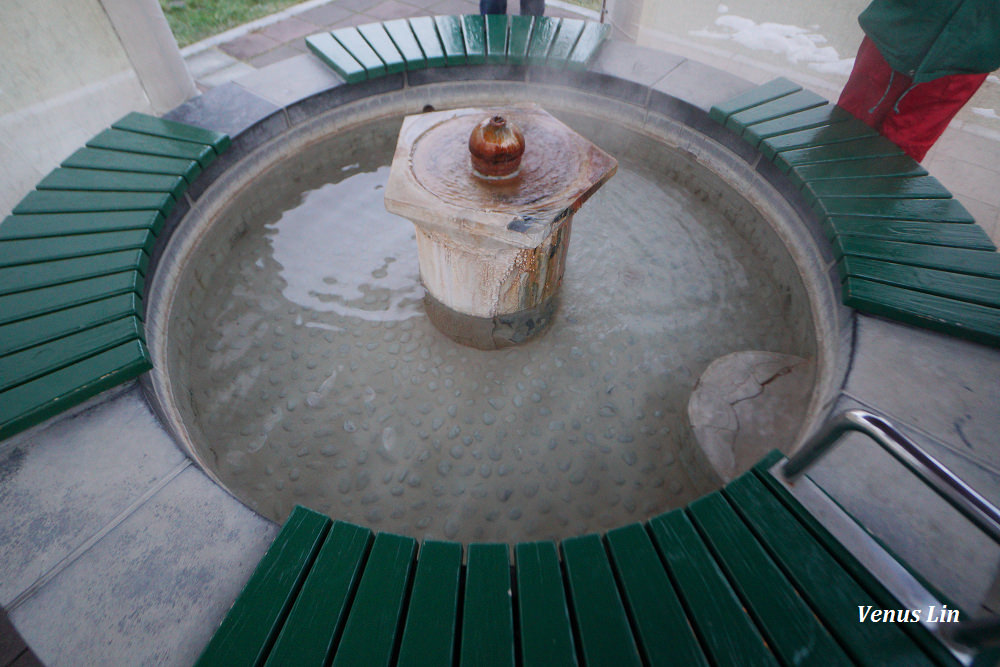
[860,0,1000,82]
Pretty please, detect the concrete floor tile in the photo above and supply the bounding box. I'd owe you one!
[845,314,1000,469]
[805,396,1000,614]
[10,468,276,667]
[929,155,1000,209]
[219,32,280,60]
[298,2,354,26]
[258,17,318,43]
[249,43,308,69]
[184,48,240,80]
[236,53,343,107]
[426,0,479,15]
[0,391,185,607]
[336,0,385,12]
[197,61,257,88]
[366,0,426,20]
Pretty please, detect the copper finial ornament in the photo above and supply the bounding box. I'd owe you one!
[468,115,525,179]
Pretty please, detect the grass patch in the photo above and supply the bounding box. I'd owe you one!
[160,0,305,48]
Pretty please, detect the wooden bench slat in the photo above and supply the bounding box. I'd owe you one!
[331,27,387,78]
[357,23,406,75]
[807,175,952,203]
[834,237,1000,279]
[331,532,416,667]
[485,14,508,64]
[460,14,487,65]
[0,230,154,269]
[507,16,534,65]
[813,196,976,223]
[0,293,142,357]
[688,493,854,667]
[434,15,467,65]
[0,338,151,441]
[605,523,709,667]
[840,256,1000,308]
[408,16,447,68]
[765,122,885,163]
[0,272,142,328]
[13,190,174,216]
[87,128,217,167]
[513,541,578,667]
[306,33,367,83]
[567,21,609,70]
[844,277,1000,347]
[0,249,148,296]
[547,18,585,67]
[726,472,940,667]
[793,156,928,183]
[0,316,143,393]
[397,541,464,667]
[726,89,829,133]
[649,510,779,667]
[264,521,373,666]
[560,533,642,667]
[38,168,185,201]
[62,147,200,183]
[527,17,560,65]
[709,76,802,124]
[195,507,331,666]
[382,19,427,70]
[743,104,852,146]
[828,217,995,250]
[0,211,164,241]
[460,543,515,667]
[112,111,230,153]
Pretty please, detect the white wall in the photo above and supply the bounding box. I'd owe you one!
[0,0,195,217]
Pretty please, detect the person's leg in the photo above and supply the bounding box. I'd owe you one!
[480,0,507,14]
[837,35,910,130]
[519,0,544,15]
[879,72,988,161]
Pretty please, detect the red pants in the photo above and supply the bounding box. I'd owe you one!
[837,36,987,161]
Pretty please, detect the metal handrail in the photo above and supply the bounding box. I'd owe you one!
[782,409,1000,545]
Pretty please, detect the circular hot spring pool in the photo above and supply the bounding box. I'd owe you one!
[146,84,842,543]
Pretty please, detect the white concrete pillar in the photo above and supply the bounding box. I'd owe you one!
[99,0,196,112]
[605,0,644,42]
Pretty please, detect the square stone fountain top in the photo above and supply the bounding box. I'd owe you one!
[384,103,617,250]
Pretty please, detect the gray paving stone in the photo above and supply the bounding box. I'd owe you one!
[367,0,425,20]
[336,0,385,12]
[591,40,685,93]
[0,391,185,607]
[196,61,256,88]
[219,32,281,60]
[258,17,318,43]
[651,57,757,112]
[9,467,275,667]
[804,395,1000,614]
[297,2,353,26]
[184,48,241,80]
[236,53,343,108]
[845,314,1000,470]
[164,81,283,138]
[250,43,308,69]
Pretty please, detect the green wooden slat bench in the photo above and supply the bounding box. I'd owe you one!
[0,112,229,441]
[306,15,609,82]
[198,450,983,666]
[711,77,1000,347]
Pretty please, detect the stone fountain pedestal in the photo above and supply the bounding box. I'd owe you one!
[384,104,617,349]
